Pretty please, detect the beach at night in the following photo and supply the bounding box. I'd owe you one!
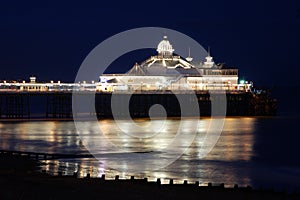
[1,0,300,199]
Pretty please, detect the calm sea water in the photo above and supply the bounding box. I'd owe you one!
[0,116,299,192]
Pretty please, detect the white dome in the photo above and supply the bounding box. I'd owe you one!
[157,36,174,56]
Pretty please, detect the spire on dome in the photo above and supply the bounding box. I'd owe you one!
[203,47,214,68]
[186,47,193,62]
[157,36,174,57]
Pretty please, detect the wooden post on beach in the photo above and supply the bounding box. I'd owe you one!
[101,174,105,180]
[156,178,161,185]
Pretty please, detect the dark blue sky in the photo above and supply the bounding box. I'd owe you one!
[1,0,300,87]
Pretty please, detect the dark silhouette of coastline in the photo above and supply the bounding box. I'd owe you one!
[1,153,299,200]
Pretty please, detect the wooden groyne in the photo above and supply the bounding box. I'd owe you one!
[0,151,297,199]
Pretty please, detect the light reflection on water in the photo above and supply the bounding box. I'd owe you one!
[0,117,258,187]
[0,118,256,185]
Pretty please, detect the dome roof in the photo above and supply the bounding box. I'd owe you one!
[156,36,174,56]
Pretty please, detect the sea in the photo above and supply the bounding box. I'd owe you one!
[0,86,299,192]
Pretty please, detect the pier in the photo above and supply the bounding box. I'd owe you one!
[0,90,277,119]
[0,92,72,119]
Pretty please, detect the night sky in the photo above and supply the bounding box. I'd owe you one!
[1,0,300,88]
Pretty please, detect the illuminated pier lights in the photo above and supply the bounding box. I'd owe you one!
[0,76,96,92]
[0,36,253,92]
[98,36,252,92]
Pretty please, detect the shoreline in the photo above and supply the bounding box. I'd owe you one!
[1,153,299,199]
